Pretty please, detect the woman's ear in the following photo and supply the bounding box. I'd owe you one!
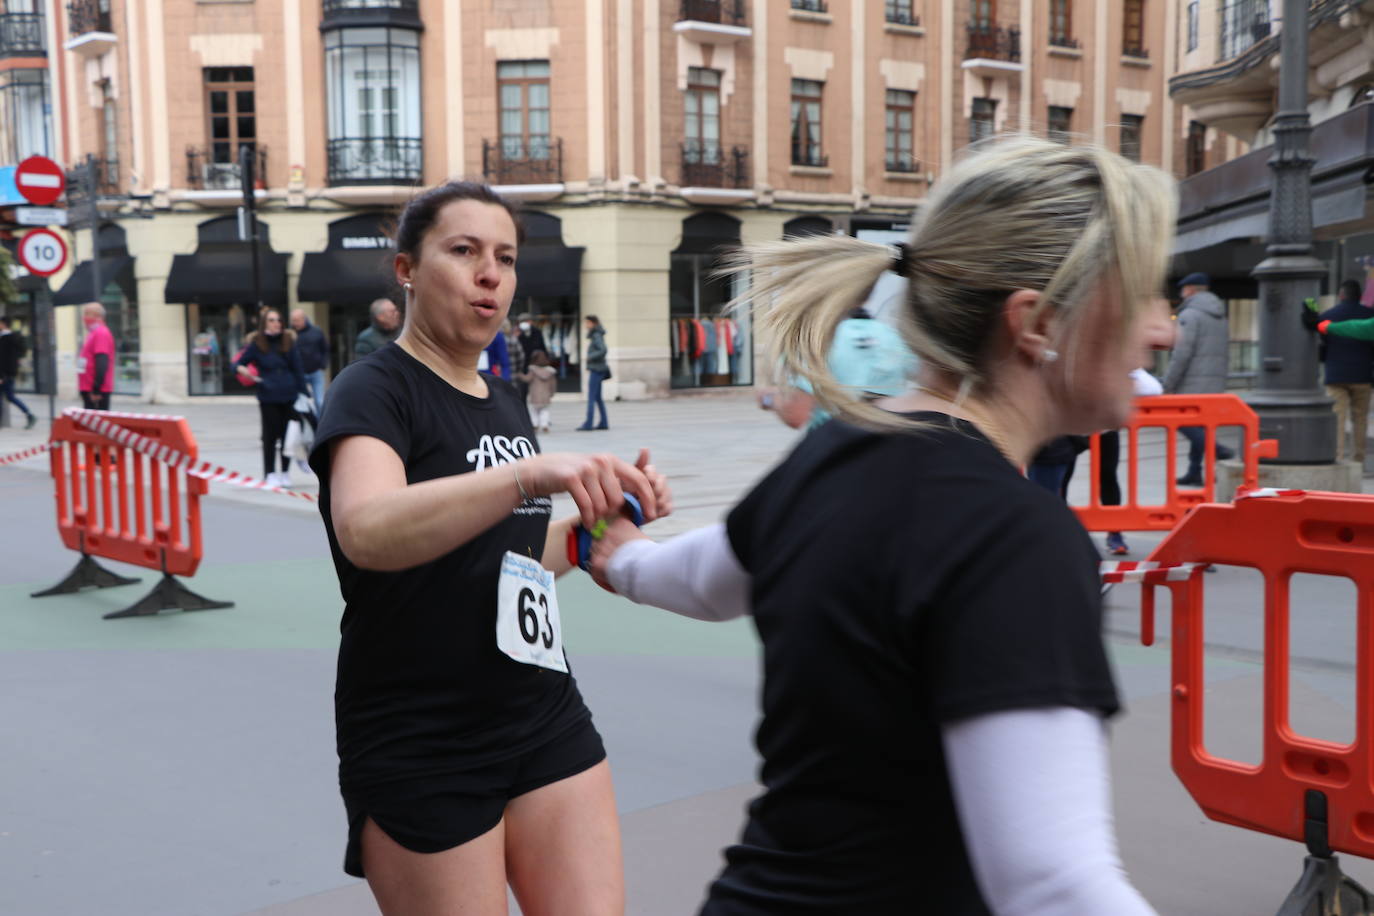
[394,252,413,288]
[1002,289,1055,365]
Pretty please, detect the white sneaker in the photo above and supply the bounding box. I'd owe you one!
[276,472,293,489]
[263,472,279,488]
[296,458,314,476]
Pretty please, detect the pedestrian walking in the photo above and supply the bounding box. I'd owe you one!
[591,137,1174,915]
[307,181,669,916]
[290,308,330,413]
[1317,280,1374,464]
[577,315,609,431]
[1099,367,1165,555]
[76,302,116,411]
[516,313,547,365]
[1164,272,1234,486]
[504,319,527,399]
[234,308,309,488]
[353,298,401,362]
[0,315,36,428]
[518,349,557,433]
[483,321,511,378]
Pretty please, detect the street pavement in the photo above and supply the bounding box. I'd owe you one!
[3,392,1374,914]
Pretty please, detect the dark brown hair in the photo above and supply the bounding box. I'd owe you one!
[252,308,295,352]
[529,349,550,367]
[394,181,525,263]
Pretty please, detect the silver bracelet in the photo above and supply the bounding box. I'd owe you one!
[513,464,530,502]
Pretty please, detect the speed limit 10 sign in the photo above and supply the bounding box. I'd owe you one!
[17,228,67,277]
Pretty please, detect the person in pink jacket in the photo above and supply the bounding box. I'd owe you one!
[77,302,116,410]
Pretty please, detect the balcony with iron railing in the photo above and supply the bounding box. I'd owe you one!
[790,145,828,169]
[320,0,420,29]
[791,0,826,12]
[681,142,749,188]
[186,145,267,192]
[64,0,112,55]
[0,11,44,57]
[675,0,750,42]
[1049,31,1080,50]
[965,24,1021,63]
[885,152,920,174]
[483,137,564,186]
[1122,42,1150,60]
[327,136,422,186]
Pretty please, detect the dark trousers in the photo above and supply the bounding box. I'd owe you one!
[1099,430,1122,506]
[583,370,608,428]
[1027,461,1071,496]
[1180,426,1233,480]
[259,401,292,477]
[2,376,31,417]
[80,391,110,411]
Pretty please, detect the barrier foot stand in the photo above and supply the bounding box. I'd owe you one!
[1274,855,1374,916]
[31,552,141,598]
[1276,790,1374,916]
[104,574,235,620]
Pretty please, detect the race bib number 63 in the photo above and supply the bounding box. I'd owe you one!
[495,551,568,674]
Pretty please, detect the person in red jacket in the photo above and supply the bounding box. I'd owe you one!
[77,302,116,411]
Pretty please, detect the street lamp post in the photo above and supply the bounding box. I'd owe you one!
[1246,0,1337,469]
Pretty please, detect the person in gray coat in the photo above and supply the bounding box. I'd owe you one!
[577,315,610,430]
[1164,272,1235,485]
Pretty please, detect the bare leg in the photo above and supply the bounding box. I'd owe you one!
[361,816,509,916]
[505,760,624,916]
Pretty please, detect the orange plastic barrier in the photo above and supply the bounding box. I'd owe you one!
[1074,394,1278,533]
[1144,491,1374,863]
[32,411,232,619]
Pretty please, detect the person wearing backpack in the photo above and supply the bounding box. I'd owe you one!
[0,315,36,428]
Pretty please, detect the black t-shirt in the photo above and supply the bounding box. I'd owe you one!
[709,413,1118,915]
[308,343,590,795]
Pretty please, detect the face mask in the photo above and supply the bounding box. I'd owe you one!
[519,322,531,332]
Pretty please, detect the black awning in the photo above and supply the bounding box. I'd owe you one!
[516,245,584,298]
[53,255,136,306]
[297,247,395,304]
[164,245,289,306]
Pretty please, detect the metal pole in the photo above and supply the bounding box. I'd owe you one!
[240,144,262,311]
[1246,0,1334,463]
[88,154,102,307]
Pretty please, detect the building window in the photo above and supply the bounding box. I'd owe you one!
[1123,0,1146,57]
[885,0,917,25]
[324,26,422,185]
[885,89,916,171]
[1049,0,1074,46]
[189,67,256,190]
[498,60,550,163]
[1186,0,1199,50]
[971,0,994,27]
[1219,0,1271,60]
[969,97,996,145]
[791,0,826,11]
[1120,114,1143,162]
[1048,105,1073,143]
[0,68,51,163]
[684,67,720,166]
[791,79,825,167]
[1186,120,1206,176]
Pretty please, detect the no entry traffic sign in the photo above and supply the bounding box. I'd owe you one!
[18,228,67,277]
[14,156,65,206]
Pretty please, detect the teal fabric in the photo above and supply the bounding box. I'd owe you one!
[793,318,918,429]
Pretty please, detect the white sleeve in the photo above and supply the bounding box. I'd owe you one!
[942,707,1157,916]
[605,523,751,622]
[1130,368,1164,397]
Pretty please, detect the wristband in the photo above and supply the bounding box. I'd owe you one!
[1319,320,1332,335]
[567,493,644,572]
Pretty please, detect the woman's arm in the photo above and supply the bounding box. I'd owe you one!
[289,345,308,395]
[542,516,578,577]
[590,521,750,621]
[942,707,1156,915]
[329,438,660,572]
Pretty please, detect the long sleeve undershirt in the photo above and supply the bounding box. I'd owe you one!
[606,525,1156,915]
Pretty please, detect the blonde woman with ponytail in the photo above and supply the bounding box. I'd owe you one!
[590,137,1175,914]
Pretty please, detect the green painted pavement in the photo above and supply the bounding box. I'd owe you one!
[0,558,760,656]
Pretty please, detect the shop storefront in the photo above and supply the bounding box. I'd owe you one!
[1,238,51,394]
[512,212,584,393]
[164,214,290,396]
[297,212,396,376]
[53,224,141,395]
[669,211,752,390]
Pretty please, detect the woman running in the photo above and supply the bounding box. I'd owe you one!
[590,137,1175,914]
[308,181,668,916]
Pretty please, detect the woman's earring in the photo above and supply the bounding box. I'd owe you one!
[403,281,413,291]
[1041,349,1059,365]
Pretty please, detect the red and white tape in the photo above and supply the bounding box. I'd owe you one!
[24,408,319,503]
[1100,560,1205,585]
[0,439,53,466]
